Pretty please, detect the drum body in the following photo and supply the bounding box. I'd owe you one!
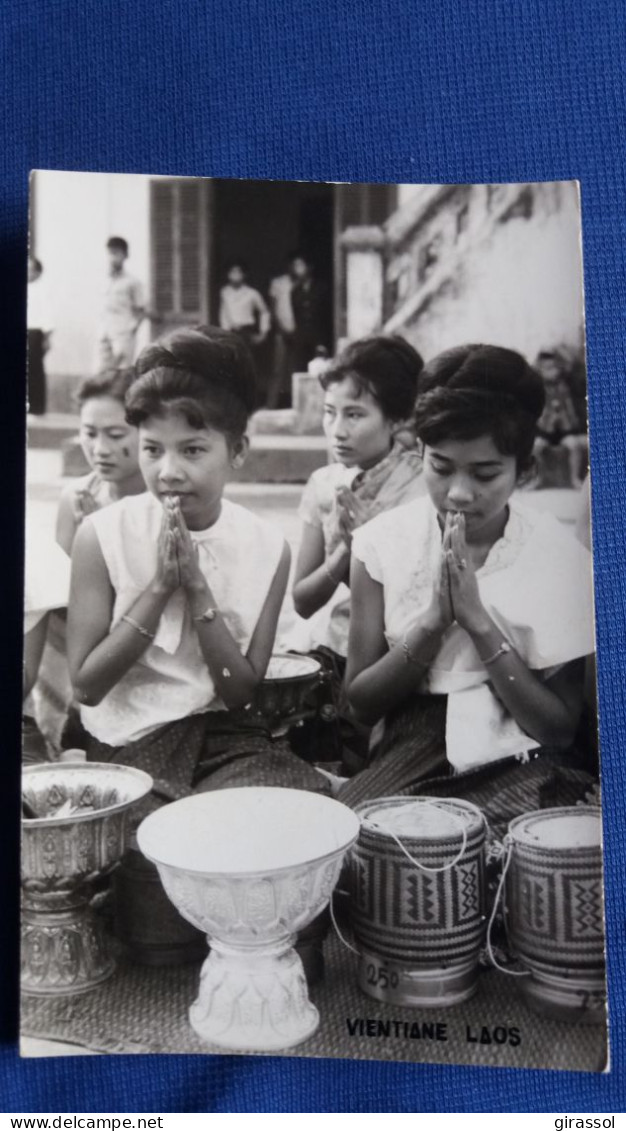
[349,797,487,1007]
[505,806,606,1023]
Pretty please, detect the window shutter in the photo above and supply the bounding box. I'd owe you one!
[150,179,210,328]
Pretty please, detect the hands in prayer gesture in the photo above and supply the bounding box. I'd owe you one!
[154,498,212,615]
[335,487,371,549]
[73,485,100,523]
[430,512,487,634]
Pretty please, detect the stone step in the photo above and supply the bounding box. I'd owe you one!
[27,414,82,449]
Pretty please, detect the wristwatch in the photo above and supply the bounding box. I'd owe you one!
[193,606,218,623]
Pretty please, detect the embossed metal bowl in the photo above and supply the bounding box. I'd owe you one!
[21,762,153,996]
[137,786,360,1052]
[251,653,322,727]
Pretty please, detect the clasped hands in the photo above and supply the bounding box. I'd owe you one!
[335,487,371,548]
[154,497,210,613]
[429,512,488,635]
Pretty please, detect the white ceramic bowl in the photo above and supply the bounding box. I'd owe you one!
[138,786,360,1051]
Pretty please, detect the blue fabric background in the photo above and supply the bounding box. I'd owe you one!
[2,0,625,1113]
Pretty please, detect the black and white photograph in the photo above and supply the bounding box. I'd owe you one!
[21,172,606,1072]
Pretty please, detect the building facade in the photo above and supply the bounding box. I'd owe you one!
[30,173,584,412]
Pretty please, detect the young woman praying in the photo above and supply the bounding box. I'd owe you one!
[56,369,145,555]
[289,336,424,767]
[67,327,327,803]
[338,344,596,834]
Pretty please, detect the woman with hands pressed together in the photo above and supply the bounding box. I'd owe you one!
[288,336,424,766]
[338,345,596,834]
[56,369,145,556]
[67,327,327,810]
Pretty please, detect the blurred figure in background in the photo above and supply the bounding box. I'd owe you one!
[95,237,146,373]
[219,259,271,401]
[267,257,297,408]
[27,255,53,415]
[534,347,588,488]
[23,521,71,763]
[290,251,331,376]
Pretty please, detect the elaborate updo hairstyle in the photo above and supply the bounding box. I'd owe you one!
[414,344,545,473]
[76,368,136,407]
[126,326,257,442]
[320,335,424,423]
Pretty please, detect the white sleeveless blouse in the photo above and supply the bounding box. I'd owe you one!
[352,497,595,772]
[80,494,285,746]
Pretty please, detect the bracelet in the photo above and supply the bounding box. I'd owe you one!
[402,630,429,669]
[121,614,155,641]
[324,560,340,587]
[481,641,512,666]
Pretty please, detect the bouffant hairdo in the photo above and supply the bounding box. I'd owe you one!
[320,335,424,422]
[414,344,546,471]
[125,326,257,440]
[76,368,136,407]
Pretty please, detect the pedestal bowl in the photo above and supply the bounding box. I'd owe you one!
[21,761,153,996]
[137,786,360,1052]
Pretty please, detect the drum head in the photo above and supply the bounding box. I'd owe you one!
[509,805,601,850]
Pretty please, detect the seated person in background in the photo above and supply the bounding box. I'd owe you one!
[339,344,596,837]
[289,335,424,769]
[56,369,145,555]
[23,524,71,763]
[534,347,588,489]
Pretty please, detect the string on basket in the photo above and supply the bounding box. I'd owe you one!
[366,799,470,874]
[329,890,360,956]
[485,836,528,978]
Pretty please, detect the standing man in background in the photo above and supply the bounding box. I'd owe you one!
[267,260,296,408]
[290,251,330,375]
[95,237,146,373]
[27,256,54,416]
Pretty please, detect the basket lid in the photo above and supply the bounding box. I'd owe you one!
[509,806,601,850]
[359,796,483,840]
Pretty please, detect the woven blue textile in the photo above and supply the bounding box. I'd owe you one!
[2,0,625,1113]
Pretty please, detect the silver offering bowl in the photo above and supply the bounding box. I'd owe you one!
[21,762,153,996]
[138,786,360,1052]
[250,653,322,735]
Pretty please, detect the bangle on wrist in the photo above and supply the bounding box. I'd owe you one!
[324,560,340,587]
[121,614,155,641]
[402,627,436,669]
[481,640,512,666]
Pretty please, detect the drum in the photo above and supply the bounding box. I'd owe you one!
[505,806,606,1023]
[349,797,487,1007]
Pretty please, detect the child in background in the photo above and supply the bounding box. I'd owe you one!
[95,237,146,373]
[289,335,424,769]
[56,369,145,555]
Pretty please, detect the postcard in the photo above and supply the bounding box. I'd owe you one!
[21,172,607,1072]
